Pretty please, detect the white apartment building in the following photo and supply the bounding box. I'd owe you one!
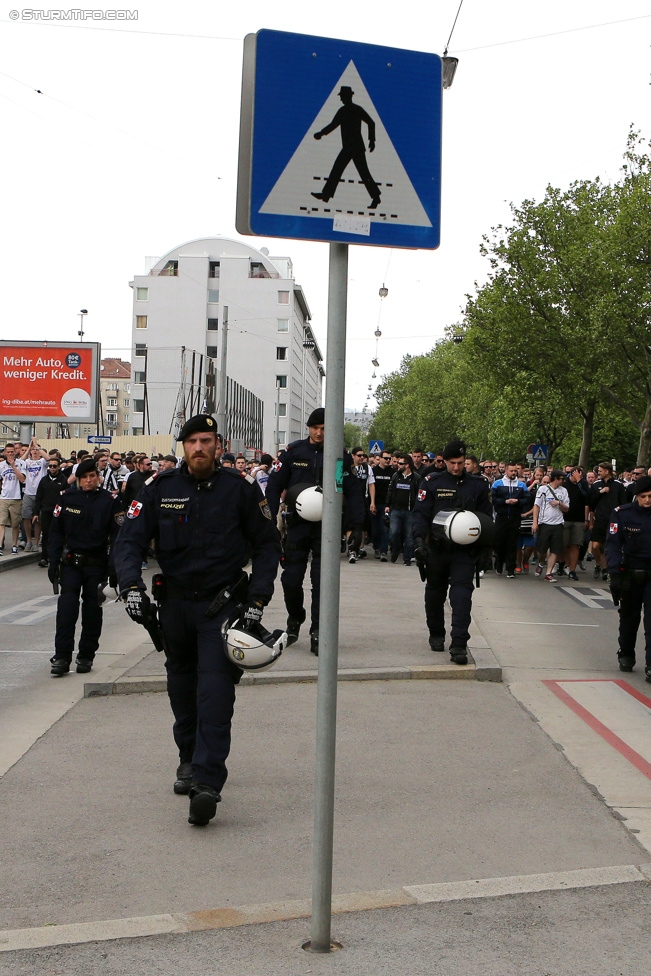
[129,237,324,452]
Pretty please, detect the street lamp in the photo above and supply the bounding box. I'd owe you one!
[78,309,88,340]
[442,57,459,89]
[379,285,388,298]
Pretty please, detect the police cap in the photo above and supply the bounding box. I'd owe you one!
[178,414,218,441]
[632,475,651,495]
[76,458,98,477]
[306,407,325,427]
[442,437,466,460]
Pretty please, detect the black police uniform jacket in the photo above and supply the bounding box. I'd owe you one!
[266,439,364,525]
[412,470,493,544]
[113,463,281,605]
[605,502,651,575]
[48,485,125,569]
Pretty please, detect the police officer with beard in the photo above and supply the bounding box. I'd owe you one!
[412,437,492,664]
[266,408,363,655]
[113,415,281,828]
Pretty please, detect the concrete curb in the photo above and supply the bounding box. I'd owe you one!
[83,640,162,698]
[1,863,647,953]
[83,613,501,697]
[94,662,480,697]
[0,551,42,573]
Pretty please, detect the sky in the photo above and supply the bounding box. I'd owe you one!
[0,1,649,413]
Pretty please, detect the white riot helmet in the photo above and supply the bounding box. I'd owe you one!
[286,483,323,522]
[222,617,286,672]
[431,509,483,545]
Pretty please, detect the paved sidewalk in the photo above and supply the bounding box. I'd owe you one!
[87,559,500,694]
[0,680,643,935]
[4,881,649,976]
[0,551,647,966]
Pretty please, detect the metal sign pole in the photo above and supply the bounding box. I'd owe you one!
[216,306,229,438]
[310,242,348,953]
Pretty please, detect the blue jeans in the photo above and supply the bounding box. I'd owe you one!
[370,509,389,554]
[390,509,413,563]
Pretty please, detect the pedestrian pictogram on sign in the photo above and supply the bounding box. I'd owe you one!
[237,30,442,249]
[532,445,548,462]
[368,440,383,455]
[259,62,432,236]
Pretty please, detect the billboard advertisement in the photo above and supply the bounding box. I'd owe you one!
[0,341,100,423]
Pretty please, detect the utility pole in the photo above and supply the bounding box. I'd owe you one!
[216,306,228,440]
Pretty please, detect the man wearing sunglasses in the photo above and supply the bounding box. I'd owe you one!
[33,457,69,568]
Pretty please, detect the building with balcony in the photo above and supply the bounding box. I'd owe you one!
[129,237,324,452]
[100,357,131,436]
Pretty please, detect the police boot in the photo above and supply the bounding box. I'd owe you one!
[188,784,221,826]
[173,762,193,795]
[429,636,445,653]
[618,654,635,673]
[75,657,93,674]
[450,645,468,666]
[310,632,319,656]
[286,617,302,647]
[50,657,70,677]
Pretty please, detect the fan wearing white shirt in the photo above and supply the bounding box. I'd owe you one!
[533,469,570,581]
[17,438,49,552]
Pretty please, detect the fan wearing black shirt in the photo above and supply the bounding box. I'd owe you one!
[370,453,393,560]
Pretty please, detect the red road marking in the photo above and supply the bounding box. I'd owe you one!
[543,679,651,781]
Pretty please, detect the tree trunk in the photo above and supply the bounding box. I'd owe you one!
[579,401,596,470]
[637,397,651,468]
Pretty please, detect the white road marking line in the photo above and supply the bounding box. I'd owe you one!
[0,595,57,619]
[487,620,600,627]
[557,586,613,609]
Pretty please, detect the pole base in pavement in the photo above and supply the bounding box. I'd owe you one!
[302,940,344,953]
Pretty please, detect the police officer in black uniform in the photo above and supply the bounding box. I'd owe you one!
[48,458,125,677]
[412,437,492,664]
[266,408,363,655]
[113,415,281,827]
[605,475,651,679]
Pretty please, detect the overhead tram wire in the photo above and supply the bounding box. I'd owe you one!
[1,12,648,49]
[443,0,465,56]
[454,13,651,53]
[0,69,194,165]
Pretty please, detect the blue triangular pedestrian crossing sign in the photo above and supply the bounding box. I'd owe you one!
[237,30,442,249]
[532,446,548,461]
[369,441,383,455]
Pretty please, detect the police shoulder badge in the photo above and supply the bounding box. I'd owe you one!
[259,499,272,520]
[127,500,143,519]
[53,504,61,517]
[609,522,618,534]
[272,460,282,473]
[418,488,426,502]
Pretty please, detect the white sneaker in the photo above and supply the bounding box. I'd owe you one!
[24,542,33,553]
[348,552,357,564]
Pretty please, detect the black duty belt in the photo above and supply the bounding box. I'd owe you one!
[165,581,227,602]
[65,551,108,568]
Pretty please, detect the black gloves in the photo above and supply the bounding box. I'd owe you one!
[413,538,429,563]
[108,571,119,591]
[242,601,264,630]
[48,564,60,586]
[609,575,622,607]
[124,588,151,624]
